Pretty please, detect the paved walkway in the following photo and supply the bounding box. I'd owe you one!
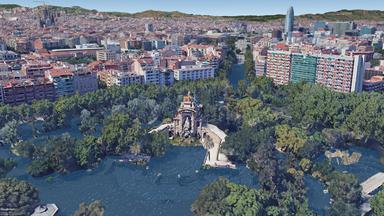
[361,172,384,197]
[202,124,235,169]
[149,123,172,134]
[359,172,384,215]
[149,123,235,169]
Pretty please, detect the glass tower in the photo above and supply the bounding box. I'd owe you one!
[284,6,294,43]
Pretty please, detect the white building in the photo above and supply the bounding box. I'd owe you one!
[96,50,120,61]
[174,65,215,81]
[114,71,144,86]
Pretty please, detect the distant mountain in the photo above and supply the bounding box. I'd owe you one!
[221,14,285,22]
[0,4,22,9]
[110,10,195,18]
[300,10,384,21]
[1,4,383,22]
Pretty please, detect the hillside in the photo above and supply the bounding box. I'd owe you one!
[0,4,383,22]
[0,4,22,9]
[300,10,384,21]
[221,14,285,22]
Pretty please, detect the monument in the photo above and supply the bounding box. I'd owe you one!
[172,92,203,138]
[150,92,235,169]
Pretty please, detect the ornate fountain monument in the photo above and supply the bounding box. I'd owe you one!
[150,92,235,169]
[172,92,203,138]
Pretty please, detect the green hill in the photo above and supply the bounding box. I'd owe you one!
[0,4,22,9]
[300,10,384,21]
[1,4,383,22]
[221,14,285,22]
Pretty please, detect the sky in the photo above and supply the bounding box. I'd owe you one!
[1,0,384,16]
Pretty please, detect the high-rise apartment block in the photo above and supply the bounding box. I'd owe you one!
[266,51,365,93]
[266,51,292,85]
[291,54,318,84]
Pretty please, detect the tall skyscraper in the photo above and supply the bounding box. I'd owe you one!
[284,6,294,43]
[145,23,154,33]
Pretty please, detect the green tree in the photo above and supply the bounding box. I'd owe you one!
[79,109,97,135]
[74,200,104,216]
[0,120,19,145]
[11,141,35,158]
[75,136,104,168]
[0,158,16,178]
[329,201,360,216]
[328,172,361,204]
[0,178,39,215]
[275,124,307,154]
[27,160,53,177]
[370,187,384,216]
[191,177,266,216]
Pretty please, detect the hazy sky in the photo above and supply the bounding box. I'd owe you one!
[2,0,384,16]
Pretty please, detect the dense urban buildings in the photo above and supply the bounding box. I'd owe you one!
[0,4,382,105]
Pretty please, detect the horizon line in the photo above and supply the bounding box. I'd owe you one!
[1,3,383,17]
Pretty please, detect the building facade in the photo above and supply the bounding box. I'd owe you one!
[290,54,318,83]
[266,51,292,85]
[46,69,75,97]
[73,67,98,94]
[174,65,214,81]
[284,7,294,43]
[1,79,55,105]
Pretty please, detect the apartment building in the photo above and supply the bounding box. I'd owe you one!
[266,51,292,85]
[363,76,384,91]
[290,54,318,84]
[1,79,55,105]
[98,70,143,87]
[73,66,98,94]
[96,50,119,61]
[316,55,364,93]
[21,62,52,79]
[266,51,365,93]
[174,65,214,81]
[45,68,75,97]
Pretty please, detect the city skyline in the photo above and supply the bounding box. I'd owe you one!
[2,0,384,16]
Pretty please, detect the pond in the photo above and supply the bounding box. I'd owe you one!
[2,146,257,216]
[228,64,245,88]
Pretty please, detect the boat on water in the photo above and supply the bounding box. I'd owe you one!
[31,204,58,216]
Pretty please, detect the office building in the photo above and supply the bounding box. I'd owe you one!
[145,23,154,33]
[330,21,356,36]
[284,6,294,43]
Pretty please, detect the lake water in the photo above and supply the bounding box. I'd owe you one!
[1,146,257,216]
[2,122,383,216]
[228,64,245,88]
